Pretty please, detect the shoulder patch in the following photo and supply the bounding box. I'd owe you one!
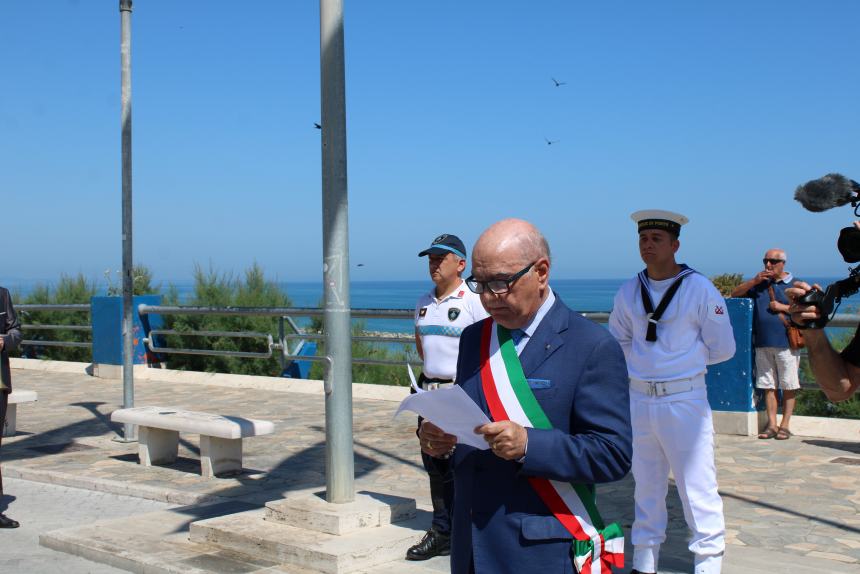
[419,307,427,318]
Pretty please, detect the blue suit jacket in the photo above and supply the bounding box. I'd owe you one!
[450,296,632,574]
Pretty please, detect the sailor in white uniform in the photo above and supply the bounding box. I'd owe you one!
[608,210,736,574]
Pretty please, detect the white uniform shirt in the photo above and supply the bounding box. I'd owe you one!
[608,270,736,381]
[415,280,489,380]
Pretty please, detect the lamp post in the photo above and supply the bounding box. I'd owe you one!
[119,0,135,441]
[320,0,354,503]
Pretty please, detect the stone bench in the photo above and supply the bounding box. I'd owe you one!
[3,390,38,437]
[110,406,275,478]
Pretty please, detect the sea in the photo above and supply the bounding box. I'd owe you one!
[280,279,626,332]
[4,276,848,334]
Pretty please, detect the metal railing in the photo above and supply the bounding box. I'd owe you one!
[135,305,616,369]
[137,304,418,369]
[17,304,92,350]
[14,303,860,381]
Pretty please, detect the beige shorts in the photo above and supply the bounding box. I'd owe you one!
[755,347,801,391]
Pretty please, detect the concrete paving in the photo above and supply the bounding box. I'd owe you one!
[0,477,174,574]
[1,362,859,573]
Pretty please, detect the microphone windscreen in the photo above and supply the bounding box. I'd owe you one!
[795,173,859,212]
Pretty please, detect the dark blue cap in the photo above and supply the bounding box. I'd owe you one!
[418,234,467,259]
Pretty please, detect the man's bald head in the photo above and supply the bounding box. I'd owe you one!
[473,218,551,266]
[764,248,786,261]
[763,248,788,280]
[471,219,551,329]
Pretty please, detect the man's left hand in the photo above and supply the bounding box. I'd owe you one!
[769,300,788,313]
[477,420,527,460]
[0,337,4,351]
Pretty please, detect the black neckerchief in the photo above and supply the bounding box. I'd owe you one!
[637,265,696,342]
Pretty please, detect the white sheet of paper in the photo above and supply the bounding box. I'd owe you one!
[407,363,424,393]
[395,384,491,450]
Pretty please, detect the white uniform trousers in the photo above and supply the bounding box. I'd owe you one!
[630,382,725,574]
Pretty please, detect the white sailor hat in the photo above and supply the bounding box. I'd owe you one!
[631,209,689,237]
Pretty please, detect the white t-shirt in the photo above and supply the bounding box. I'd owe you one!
[608,270,736,381]
[415,280,489,380]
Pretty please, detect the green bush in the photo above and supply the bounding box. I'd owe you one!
[14,266,160,362]
[160,263,294,377]
[12,263,416,384]
[13,273,97,362]
[711,273,744,298]
[104,265,160,296]
[307,305,416,386]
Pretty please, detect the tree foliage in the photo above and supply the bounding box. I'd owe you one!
[161,263,294,376]
[14,273,98,362]
[14,267,159,362]
[307,303,415,386]
[105,266,160,296]
[711,273,744,298]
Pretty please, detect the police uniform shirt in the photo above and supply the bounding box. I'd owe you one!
[415,280,489,380]
[608,271,736,381]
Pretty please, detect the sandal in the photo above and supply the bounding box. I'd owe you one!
[775,427,793,440]
[758,427,778,439]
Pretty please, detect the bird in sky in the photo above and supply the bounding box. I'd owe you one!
[551,77,566,87]
[544,137,559,146]
[313,122,322,129]
[356,263,365,267]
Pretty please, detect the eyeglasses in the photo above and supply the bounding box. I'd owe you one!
[763,258,785,265]
[466,261,535,294]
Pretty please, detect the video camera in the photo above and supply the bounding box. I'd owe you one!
[794,174,860,328]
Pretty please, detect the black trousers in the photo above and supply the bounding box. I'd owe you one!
[416,374,455,535]
[0,391,7,496]
[422,445,453,534]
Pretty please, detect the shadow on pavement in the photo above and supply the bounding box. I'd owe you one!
[802,439,860,455]
[720,490,860,535]
[0,494,16,513]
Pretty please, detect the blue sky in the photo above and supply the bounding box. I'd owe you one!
[2,1,859,286]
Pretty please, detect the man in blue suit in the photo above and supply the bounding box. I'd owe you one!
[420,219,632,574]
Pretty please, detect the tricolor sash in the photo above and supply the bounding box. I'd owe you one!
[479,320,624,574]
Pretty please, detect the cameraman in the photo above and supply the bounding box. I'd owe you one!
[787,229,860,402]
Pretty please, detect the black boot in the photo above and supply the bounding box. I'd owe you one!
[0,513,19,528]
[405,529,450,560]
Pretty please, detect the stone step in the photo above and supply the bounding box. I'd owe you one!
[190,509,426,574]
[264,491,416,535]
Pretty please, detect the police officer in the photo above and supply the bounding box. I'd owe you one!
[407,234,488,561]
[608,210,736,574]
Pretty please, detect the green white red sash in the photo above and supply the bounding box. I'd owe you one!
[479,320,625,574]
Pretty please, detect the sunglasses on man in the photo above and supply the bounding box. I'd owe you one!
[763,258,785,265]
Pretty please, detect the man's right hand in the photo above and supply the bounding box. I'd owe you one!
[418,421,457,458]
[755,270,775,283]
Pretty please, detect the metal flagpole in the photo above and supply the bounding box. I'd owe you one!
[320,0,354,503]
[119,0,136,441]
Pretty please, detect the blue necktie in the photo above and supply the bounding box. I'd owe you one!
[510,328,525,346]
